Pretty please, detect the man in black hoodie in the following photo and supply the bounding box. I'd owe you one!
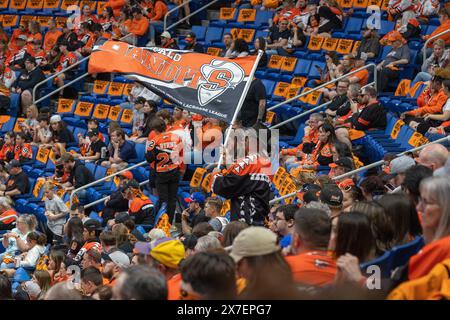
[10,57,46,115]
[61,152,95,203]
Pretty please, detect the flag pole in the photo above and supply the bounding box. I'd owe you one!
[216,50,263,169]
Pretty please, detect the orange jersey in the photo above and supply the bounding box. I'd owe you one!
[285,251,337,286]
[350,68,369,86]
[14,143,33,161]
[56,52,78,72]
[0,143,14,160]
[408,88,448,117]
[44,29,63,53]
[281,127,319,156]
[149,1,169,22]
[9,30,30,52]
[146,131,183,173]
[30,49,46,66]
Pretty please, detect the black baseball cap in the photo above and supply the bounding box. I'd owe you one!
[185,32,196,39]
[319,185,343,207]
[84,219,102,232]
[87,129,99,137]
[6,160,21,171]
[119,179,140,193]
[115,212,133,224]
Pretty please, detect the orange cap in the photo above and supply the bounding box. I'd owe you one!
[386,31,406,44]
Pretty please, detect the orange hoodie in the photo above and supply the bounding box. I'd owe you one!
[425,19,450,47]
[107,0,126,17]
[150,1,169,22]
[406,89,448,117]
[129,17,150,36]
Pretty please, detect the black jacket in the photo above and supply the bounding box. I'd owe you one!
[14,67,46,91]
[351,101,387,131]
[70,160,95,189]
[211,154,271,226]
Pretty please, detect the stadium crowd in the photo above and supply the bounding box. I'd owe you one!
[0,0,450,301]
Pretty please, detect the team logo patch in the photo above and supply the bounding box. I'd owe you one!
[198,60,245,106]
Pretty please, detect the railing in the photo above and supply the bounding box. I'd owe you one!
[69,160,148,208]
[0,215,17,223]
[32,33,135,105]
[84,179,149,210]
[270,79,376,129]
[164,0,220,31]
[267,64,377,113]
[269,135,450,205]
[270,101,331,130]
[422,28,450,70]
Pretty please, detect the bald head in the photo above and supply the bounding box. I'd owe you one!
[417,144,449,170]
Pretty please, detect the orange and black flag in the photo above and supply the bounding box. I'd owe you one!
[88,40,260,123]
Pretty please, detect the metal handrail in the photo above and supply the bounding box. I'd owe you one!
[269,134,450,205]
[270,101,331,129]
[270,80,375,129]
[164,0,220,31]
[84,179,150,209]
[422,28,450,70]
[163,0,194,31]
[32,33,135,104]
[69,160,148,208]
[268,64,377,112]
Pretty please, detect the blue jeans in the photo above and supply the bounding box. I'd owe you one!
[411,72,432,87]
[149,21,165,44]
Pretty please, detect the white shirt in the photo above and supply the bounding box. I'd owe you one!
[443,98,450,112]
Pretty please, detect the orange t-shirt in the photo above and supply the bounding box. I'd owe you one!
[408,235,450,280]
[129,17,150,37]
[107,0,126,17]
[285,250,337,286]
[44,29,63,53]
[167,273,182,300]
[351,68,369,86]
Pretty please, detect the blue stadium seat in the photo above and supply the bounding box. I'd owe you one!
[379,20,395,36]
[360,251,393,279]
[390,236,424,270]
[344,18,364,34]
[190,25,207,41]
[204,27,224,44]
[293,59,312,77]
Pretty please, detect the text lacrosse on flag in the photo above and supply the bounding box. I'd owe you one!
[88,40,260,123]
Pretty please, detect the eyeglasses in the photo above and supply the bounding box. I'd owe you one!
[418,196,437,206]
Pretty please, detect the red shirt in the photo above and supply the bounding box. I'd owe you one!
[285,250,337,286]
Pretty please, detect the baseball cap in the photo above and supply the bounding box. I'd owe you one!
[184,192,205,204]
[6,160,21,171]
[83,219,102,232]
[50,115,62,124]
[160,31,171,39]
[149,238,185,269]
[227,227,279,263]
[147,228,166,241]
[17,34,27,41]
[185,32,196,39]
[386,30,406,44]
[101,250,130,269]
[119,179,140,193]
[133,241,152,255]
[303,190,319,204]
[334,158,354,171]
[319,185,344,207]
[86,129,99,137]
[119,171,133,181]
[114,212,132,224]
[385,155,416,180]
